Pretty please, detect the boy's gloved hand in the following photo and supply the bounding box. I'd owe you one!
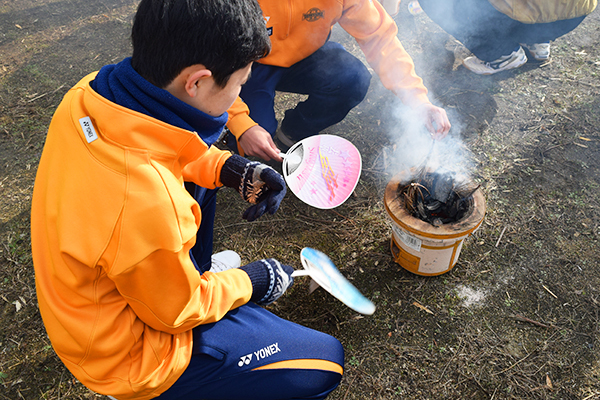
[220,155,286,221]
[240,259,294,305]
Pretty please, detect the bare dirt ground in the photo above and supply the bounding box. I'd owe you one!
[1,1,599,399]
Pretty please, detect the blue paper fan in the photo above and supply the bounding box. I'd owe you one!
[291,248,376,315]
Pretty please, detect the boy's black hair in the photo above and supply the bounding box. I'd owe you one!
[131,0,270,88]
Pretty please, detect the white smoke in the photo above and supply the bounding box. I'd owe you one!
[386,103,474,186]
[381,6,475,186]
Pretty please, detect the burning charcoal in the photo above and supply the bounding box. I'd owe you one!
[398,168,477,226]
[416,199,428,221]
[426,169,454,203]
[454,179,480,199]
[432,175,453,203]
[425,200,442,211]
[444,192,461,220]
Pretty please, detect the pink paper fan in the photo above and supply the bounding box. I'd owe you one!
[282,135,362,209]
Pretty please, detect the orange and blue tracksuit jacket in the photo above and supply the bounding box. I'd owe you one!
[30,72,254,400]
[226,0,432,139]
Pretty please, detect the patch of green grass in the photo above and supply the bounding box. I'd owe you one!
[22,64,59,88]
[5,231,32,266]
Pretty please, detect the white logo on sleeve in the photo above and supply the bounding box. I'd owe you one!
[79,116,98,143]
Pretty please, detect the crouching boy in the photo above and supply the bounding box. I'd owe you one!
[30,0,344,398]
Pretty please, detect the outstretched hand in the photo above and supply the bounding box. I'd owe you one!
[415,103,451,139]
[239,125,283,162]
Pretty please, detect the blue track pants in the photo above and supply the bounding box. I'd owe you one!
[174,186,344,400]
[157,303,344,400]
[238,41,371,142]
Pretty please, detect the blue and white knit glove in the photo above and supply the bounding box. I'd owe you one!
[240,259,294,306]
[220,155,287,222]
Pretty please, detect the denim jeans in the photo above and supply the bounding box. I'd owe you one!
[419,0,586,61]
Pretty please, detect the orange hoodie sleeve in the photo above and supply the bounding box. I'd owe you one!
[226,97,258,142]
[107,149,253,333]
[109,246,252,333]
[340,0,431,107]
[181,144,234,187]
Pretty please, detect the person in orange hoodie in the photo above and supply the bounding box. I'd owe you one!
[224,0,452,161]
[30,0,344,399]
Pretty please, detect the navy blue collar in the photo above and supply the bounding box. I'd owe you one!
[91,57,227,146]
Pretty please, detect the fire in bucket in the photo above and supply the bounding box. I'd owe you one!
[384,168,486,276]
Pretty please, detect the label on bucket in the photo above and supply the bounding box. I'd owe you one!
[392,225,422,252]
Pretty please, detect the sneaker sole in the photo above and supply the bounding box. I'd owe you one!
[463,54,527,75]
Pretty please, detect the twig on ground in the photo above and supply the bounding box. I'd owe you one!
[329,209,357,227]
[493,350,534,375]
[459,371,489,396]
[542,142,567,154]
[342,375,356,400]
[542,284,558,299]
[510,314,556,329]
[548,76,600,88]
[26,84,66,103]
[433,335,466,383]
[495,226,507,247]
[582,393,600,400]
[412,301,434,315]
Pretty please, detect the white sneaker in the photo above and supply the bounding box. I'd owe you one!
[521,42,550,61]
[463,46,527,75]
[209,250,241,273]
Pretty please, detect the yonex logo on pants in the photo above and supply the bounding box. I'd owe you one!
[238,343,281,367]
[238,354,253,367]
[254,342,280,361]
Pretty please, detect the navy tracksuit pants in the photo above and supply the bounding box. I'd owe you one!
[235,41,372,143]
[158,303,344,400]
[167,186,344,399]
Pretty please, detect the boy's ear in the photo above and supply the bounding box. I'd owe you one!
[184,67,212,98]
